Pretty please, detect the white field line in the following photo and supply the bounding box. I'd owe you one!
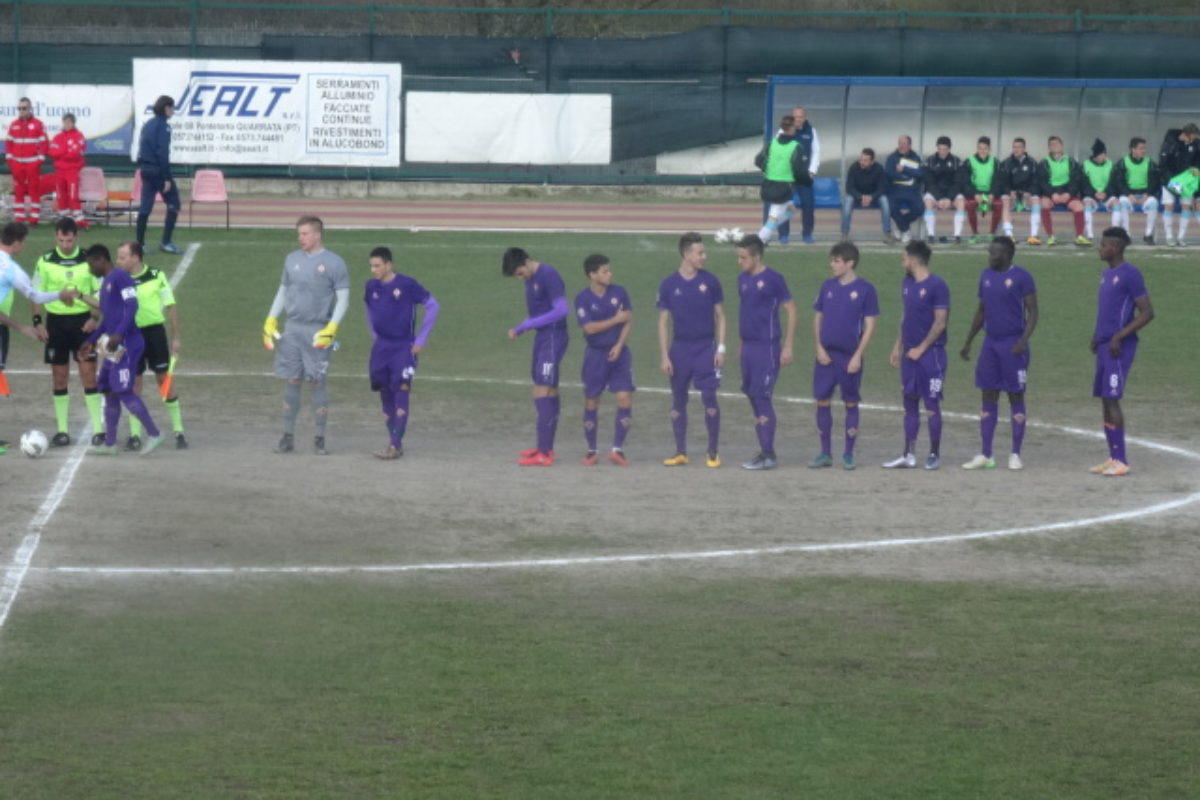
[6,371,1192,579]
[0,244,203,636]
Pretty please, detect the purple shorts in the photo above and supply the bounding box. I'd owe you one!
[369,339,417,391]
[812,350,864,402]
[975,336,1029,393]
[740,341,780,399]
[1093,338,1137,399]
[900,345,947,400]
[581,345,635,397]
[669,339,720,393]
[530,328,568,387]
[98,337,143,394]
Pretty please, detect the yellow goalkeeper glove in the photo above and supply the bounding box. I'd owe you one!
[312,321,339,349]
[263,316,280,350]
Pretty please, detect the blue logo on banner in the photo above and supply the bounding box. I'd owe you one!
[171,71,299,118]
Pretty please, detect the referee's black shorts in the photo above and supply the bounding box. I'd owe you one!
[137,323,172,375]
[0,323,9,370]
[44,312,96,365]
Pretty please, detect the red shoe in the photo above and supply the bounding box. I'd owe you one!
[519,446,539,459]
[608,449,630,467]
[581,451,598,466]
[518,450,554,467]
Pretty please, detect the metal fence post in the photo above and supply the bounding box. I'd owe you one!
[12,0,21,83]
[190,0,199,57]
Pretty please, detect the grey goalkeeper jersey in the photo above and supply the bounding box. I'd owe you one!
[280,247,350,326]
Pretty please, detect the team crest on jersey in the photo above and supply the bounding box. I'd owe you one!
[919,288,927,297]
[674,288,682,296]
[65,270,73,280]
[533,283,539,291]
[577,307,586,318]
[372,291,379,300]
[983,279,991,288]
[393,288,402,298]
[850,290,859,300]
[756,280,764,290]
[610,296,618,306]
[1113,276,1120,284]
[317,264,326,273]
[699,283,708,293]
[1005,278,1013,288]
[826,290,833,299]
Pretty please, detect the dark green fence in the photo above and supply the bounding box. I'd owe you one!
[4,2,1200,184]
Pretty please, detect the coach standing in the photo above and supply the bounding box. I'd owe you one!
[136,95,183,256]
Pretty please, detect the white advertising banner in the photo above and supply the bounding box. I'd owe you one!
[405,92,611,165]
[0,84,134,156]
[132,59,401,166]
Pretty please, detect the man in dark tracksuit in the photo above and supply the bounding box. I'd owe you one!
[884,135,923,243]
[136,94,183,256]
[922,135,964,243]
[997,137,1041,243]
[840,148,891,242]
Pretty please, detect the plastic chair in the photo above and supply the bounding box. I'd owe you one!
[189,169,230,229]
[78,166,134,225]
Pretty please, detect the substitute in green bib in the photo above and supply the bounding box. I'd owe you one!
[121,240,187,449]
[1035,135,1087,246]
[962,136,1001,244]
[31,217,105,446]
[1110,136,1161,246]
[1082,138,1115,242]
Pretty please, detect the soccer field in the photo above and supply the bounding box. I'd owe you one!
[2,224,1199,798]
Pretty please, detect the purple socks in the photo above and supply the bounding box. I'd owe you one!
[1105,423,1126,464]
[106,391,160,446]
[1010,401,1026,455]
[926,398,942,456]
[614,407,631,450]
[980,400,999,457]
[844,404,859,457]
[671,389,688,454]
[534,396,559,455]
[751,396,776,455]
[903,395,920,452]
[816,404,832,456]
[701,388,720,455]
[583,407,598,452]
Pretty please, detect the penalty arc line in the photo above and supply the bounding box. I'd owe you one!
[0,244,203,636]
[9,369,1194,578]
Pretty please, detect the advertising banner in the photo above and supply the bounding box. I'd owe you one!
[132,59,401,166]
[0,85,134,156]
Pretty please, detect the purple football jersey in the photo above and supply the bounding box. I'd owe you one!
[574,284,631,349]
[94,268,144,349]
[813,276,880,354]
[900,272,950,349]
[1094,262,1148,344]
[525,263,567,332]
[978,264,1035,338]
[365,273,431,342]
[657,269,724,342]
[738,267,792,343]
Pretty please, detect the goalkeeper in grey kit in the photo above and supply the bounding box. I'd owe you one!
[262,215,350,455]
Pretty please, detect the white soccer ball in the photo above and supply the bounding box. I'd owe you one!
[20,429,49,458]
[714,228,731,244]
[729,227,745,242]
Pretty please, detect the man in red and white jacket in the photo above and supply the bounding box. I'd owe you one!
[5,97,49,225]
[48,113,87,228]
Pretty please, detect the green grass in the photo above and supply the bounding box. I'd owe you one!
[1,225,1198,798]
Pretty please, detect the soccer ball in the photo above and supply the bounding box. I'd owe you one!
[714,228,731,243]
[729,227,745,242]
[20,430,49,458]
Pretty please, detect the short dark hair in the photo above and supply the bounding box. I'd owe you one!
[122,241,144,260]
[861,147,875,159]
[369,246,393,263]
[1048,135,1063,145]
[153,95,175,117]
[1130,136,1146,149]
[54,217,77,235]
[904,240,932,265]
[678,231,703,256]
[977,136,991,146]
[829,241,859,267]
[1102,226,1131,249]
[992,235,1016,262]
[583,253,609,276]
[936,135,951,148]
[1013,137,1026,146]
[779,114,795,130]
[62,113,76,124]
[85,243,112,262]
[736,234,764,258]
[296,215,323,234]
[1,221,28,246]
[502,247,530,276]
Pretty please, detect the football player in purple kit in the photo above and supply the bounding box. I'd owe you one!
[811,241,880,470]
[574,254,634,466]
[503,247,568,467]
[959,237,1038,471]
[1090,227,1154,477]
[364,247,439,460]
[79,244,164,456]
[883,240,950,470]
[658,231,726,468]
[734,235,796,470]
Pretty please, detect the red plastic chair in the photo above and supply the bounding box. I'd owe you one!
[189,169,230,229]
[78,166,134,225]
